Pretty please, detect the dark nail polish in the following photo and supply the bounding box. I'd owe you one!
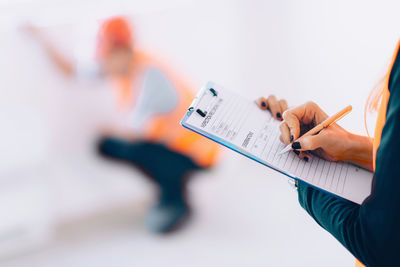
[261,101,266,107]
[276,112,281,118]
[290,135,294,142]
[293,150,300,155]
[292,142,301,150]
[304,157,309,162]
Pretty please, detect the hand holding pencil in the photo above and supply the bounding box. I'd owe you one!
[277,101,360,163]
[279,105,352,154]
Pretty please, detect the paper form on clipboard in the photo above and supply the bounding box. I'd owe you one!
[180,81,373,204]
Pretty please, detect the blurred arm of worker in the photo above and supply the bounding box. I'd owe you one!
[23,24,76,77]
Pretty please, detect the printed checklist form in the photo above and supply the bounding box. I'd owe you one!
[181,82,373,204]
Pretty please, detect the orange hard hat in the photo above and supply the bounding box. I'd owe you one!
[96,16,134,59]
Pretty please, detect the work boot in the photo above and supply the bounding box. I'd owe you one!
[145,198,189,233]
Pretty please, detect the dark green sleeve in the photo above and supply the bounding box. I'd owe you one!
[298,49,400,267]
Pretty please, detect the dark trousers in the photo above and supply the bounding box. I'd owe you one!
[97,137,202,202]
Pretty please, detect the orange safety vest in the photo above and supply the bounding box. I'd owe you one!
[110,51,220,168]
[355,40,400,267]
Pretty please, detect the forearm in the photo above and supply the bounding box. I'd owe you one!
[297,182,371,265]
[343,133,373,171]
[33,31,75,77]
[43,43,75,77]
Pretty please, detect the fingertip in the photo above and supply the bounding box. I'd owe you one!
[291,142,301,150]
[256,98,268,110]
[302,152,312,162]
[261,101,267,108]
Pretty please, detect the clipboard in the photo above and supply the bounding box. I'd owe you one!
[181,81,374,205]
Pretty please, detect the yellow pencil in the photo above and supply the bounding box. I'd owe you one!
[278,105,353,155]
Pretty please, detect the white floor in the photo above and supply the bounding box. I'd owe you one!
[0,0,399,266]
[1,153,355,267]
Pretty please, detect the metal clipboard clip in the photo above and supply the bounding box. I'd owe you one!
[195,87,218,117]
[186,84,219,118]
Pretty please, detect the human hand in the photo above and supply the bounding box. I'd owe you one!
[255,95,288,121]
[280,101,373,169]
[21,23,41,38]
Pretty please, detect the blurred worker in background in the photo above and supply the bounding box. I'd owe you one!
[25,16,219,233]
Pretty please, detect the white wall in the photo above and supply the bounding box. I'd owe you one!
[236,0,399,133]
[0,0,399,266]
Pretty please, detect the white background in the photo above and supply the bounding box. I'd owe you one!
[0,0,399,266]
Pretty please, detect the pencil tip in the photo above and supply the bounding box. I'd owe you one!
[278,145,292,155]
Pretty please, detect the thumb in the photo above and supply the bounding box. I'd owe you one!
[293,135,322,151]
